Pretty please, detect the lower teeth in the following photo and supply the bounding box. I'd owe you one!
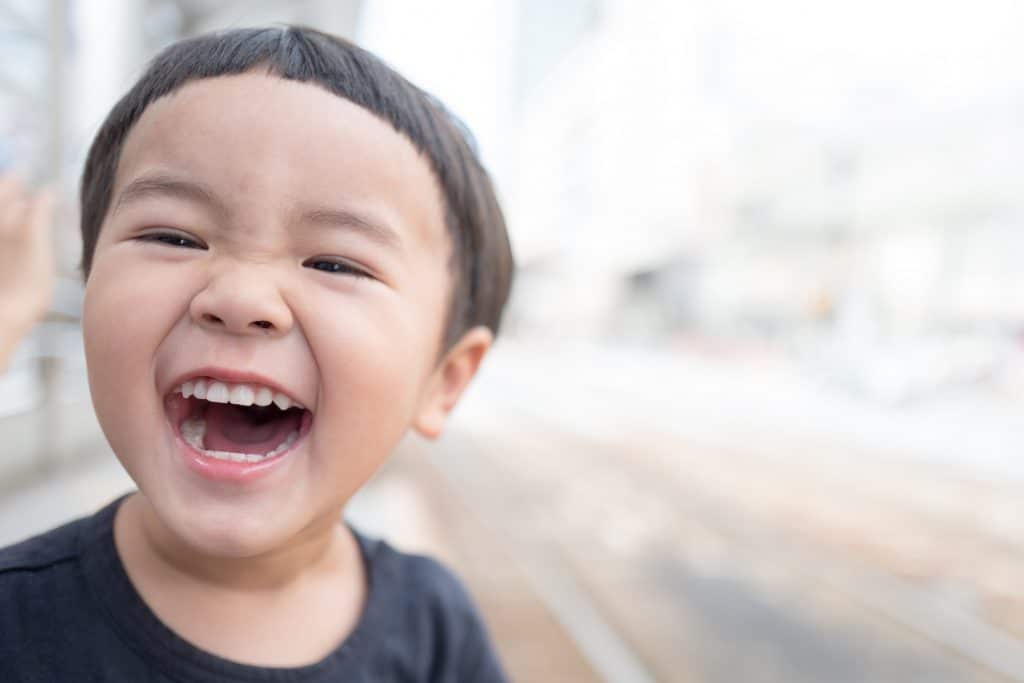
[180,418,298,463]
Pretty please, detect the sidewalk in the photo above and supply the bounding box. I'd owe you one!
[479,340,1022,484]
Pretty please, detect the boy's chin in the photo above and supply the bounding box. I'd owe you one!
[144,492,307,561]
[179,520,281,560]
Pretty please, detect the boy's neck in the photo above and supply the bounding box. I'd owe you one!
[112,493,368,667]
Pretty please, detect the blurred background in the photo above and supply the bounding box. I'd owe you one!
[1,0,1023,681]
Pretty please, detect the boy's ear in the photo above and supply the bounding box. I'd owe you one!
[413,326,493,440]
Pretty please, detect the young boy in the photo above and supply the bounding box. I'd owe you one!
[0,26,514,682]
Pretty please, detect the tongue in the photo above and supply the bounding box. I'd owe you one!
[203,403,301,455]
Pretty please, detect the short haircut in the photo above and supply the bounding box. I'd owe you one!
[80,26,514,351]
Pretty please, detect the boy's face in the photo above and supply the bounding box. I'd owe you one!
[83,72,484,557]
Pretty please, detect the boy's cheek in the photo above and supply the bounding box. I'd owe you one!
[83,262,171,362]
[82,258,183,441]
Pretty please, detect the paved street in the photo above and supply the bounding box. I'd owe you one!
[2,342,1021,682]
[432,341,1021,681]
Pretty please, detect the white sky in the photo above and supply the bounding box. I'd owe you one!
[357,0,517,186]
[713,0,1024,123]
[359,0,1024,138]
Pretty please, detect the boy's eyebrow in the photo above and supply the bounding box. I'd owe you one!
[301,206,402,250]
[112,173,401,249]
[113,174,224,216]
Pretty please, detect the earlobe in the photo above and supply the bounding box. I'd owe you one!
[413,326,493,439]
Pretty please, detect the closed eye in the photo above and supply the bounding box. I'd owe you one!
[303,258,372,279]
[136,231,206,249]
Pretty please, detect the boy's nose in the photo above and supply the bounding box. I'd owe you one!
[189,267,293,337]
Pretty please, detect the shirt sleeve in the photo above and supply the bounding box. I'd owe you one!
[458,624,510,682]
[405,553,511,683]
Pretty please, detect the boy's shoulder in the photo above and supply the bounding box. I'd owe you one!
[353,533,507,679]
[362,534,472,604]
[0,511,91,576]
[357,531,486,627]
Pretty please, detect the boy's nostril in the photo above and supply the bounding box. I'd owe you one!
[198,313,275,331]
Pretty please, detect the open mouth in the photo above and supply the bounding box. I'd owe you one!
[165,378,312,465]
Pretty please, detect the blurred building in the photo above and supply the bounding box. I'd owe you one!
[508,0,731,340]
[506,0,1024,358]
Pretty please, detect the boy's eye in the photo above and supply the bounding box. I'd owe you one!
[137,232,206,249]
[303,259,371,279]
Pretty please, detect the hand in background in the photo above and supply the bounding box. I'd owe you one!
[0,173,54,372]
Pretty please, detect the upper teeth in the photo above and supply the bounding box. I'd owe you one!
[177,379,301,410]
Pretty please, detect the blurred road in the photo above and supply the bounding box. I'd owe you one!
[434,341,1020,682]
[2,341,1021,682]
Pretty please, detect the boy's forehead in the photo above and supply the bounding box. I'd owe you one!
[114,72,448,252]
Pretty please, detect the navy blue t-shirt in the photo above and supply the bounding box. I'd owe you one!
[0,496,508,682]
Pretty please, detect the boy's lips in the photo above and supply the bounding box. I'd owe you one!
[161,367,315,483]
[164,393,314,483]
